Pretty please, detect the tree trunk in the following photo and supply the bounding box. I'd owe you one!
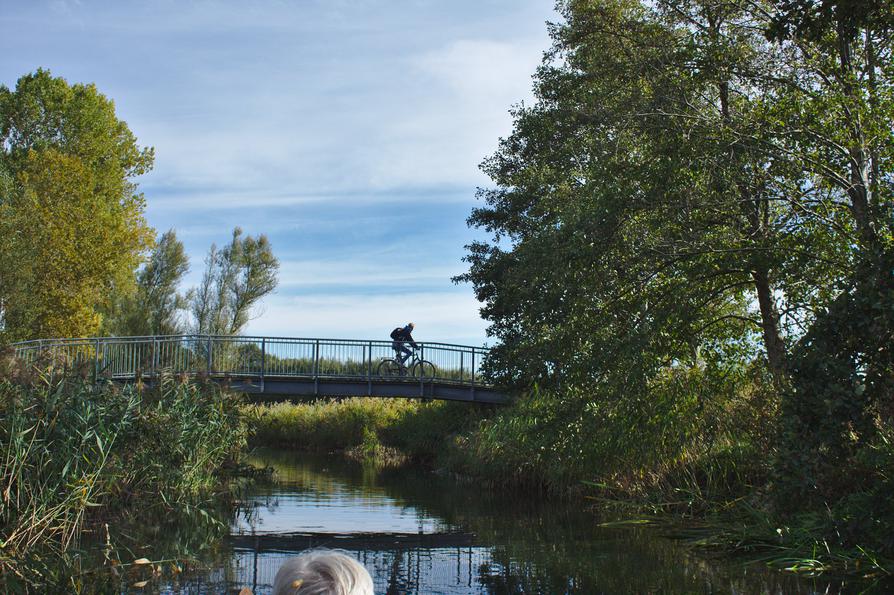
[837,24,878,251]
[752,265,787,384]
[713,22,790,387]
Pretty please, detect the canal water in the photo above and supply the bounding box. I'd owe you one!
[155,449,860,595]
[67,449,879,594]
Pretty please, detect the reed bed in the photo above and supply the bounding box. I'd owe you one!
[0,349,246,587]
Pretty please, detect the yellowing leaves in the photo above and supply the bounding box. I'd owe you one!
[0,70,154,342]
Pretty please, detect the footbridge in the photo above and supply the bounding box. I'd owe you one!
[11,335,509,404]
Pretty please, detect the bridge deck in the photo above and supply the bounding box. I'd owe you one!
[12,334,509,404]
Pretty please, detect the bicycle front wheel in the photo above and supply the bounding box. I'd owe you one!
[411,360,436,380]
[377,359,402,377]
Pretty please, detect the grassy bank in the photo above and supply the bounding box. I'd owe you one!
[244,397,490,463]
[0,355,247,588]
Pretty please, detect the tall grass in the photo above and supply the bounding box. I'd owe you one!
[0,349,246,585]
[244,397,489,461]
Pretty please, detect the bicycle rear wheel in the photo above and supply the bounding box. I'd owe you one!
[377,359,402,377]
[411,360,436,380]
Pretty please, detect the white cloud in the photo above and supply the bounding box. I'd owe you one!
[366,38,544,189]
[50,0,82,15]
[144,186,473,212]
[414,39,541,105]
[243,291,489,347]
[276,259,462,289]
[129,34,547,199]
[9,1,555,198]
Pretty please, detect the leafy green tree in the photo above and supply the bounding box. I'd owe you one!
[459,0,894,541]
[191,227,279,335]
[756,0,894,507]
[103,230,190,336]
[460,0,890,382]
[767,0,894,43]
[0,70,154,342]
[459,0,794,390]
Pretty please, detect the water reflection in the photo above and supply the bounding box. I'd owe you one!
[221,450,868,594]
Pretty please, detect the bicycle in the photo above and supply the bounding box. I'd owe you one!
[377,346,436,380]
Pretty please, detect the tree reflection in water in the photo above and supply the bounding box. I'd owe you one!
[24,450,879,593]
[220,451,863,595]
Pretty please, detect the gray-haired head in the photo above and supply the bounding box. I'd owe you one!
[272,549,374,595]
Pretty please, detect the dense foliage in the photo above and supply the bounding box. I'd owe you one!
[456,0,893,564]
[0,70,155,342]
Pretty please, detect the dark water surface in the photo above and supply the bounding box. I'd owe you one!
[170,450,870,595]
[88,450,882,594]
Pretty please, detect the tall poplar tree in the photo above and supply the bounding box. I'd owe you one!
[103,230,191,336]
[191,228,279,336]
[0,70,154,342]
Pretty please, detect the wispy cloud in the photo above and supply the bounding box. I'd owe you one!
[244,291,490,347]
[363,38,544,189]
[144,186,477,212]
[276,259,462,290]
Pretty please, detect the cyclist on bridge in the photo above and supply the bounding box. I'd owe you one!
[390,322,418,367]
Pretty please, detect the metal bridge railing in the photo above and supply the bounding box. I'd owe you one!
[11,335,488,389]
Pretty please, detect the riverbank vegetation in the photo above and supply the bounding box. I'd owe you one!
[449,0,894,577]
[0,352,246,588]
[245,398,488,464]
[0,66,278,590]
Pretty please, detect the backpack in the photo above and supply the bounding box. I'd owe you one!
[390,327,403,340]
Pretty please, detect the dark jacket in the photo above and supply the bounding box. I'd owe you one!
[391,326,418,348]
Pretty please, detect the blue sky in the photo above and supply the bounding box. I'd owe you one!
[1,0,556,346]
